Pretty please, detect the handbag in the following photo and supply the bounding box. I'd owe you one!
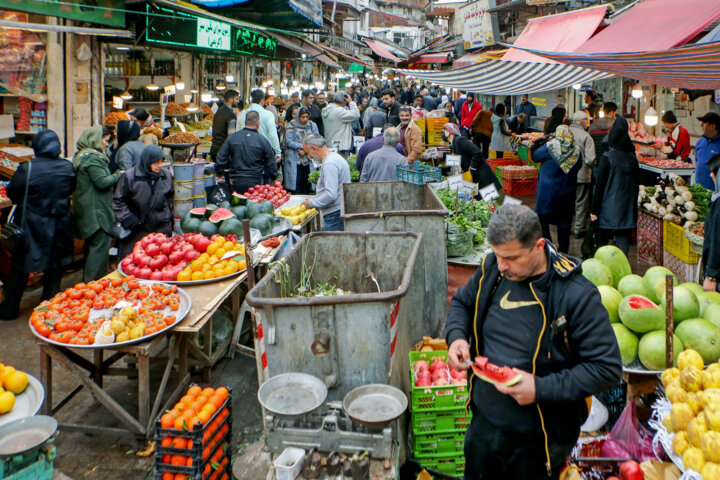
[0,160,31,251]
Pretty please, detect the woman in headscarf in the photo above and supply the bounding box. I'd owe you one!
[442,123,501,192]
[0,130,75,319]
[113,145,174,259]
[489,104,512,159]
[112,119,144,171]
[701,153,720,292]
[73,125,122,281]
[591,116,639,256]
[284,106,319,194]
[533,125,583,254]
[544,106,567,135]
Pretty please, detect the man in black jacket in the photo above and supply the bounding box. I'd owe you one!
[446,204,622,479]
[210,89,239,161]
[216,111,277,194]
[381,89,401,126]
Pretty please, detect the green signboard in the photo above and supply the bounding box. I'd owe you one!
[0,0,125,27]
[145,4,276,58]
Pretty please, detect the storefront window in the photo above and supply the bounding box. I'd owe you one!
[0,11,46,96]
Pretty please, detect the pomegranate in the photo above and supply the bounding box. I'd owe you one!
[619,461,643,480]
[149,271,163,281]
[430,360,447,372]
[431,369,447,382]
[416,370,431,383]
[451,378,466,385]
[145,243,160,257]
[450,369,467,380]
[137,267,152,279]
[160,242,174,255]
[433,378,449,386]
[184,250,199,262]
[414,360,430,372]
[415,378,431,387]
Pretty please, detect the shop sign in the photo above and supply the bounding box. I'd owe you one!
[0,0,125,27]
[457,0,498,48]
[234,27,277,59]
[531,97,547,107]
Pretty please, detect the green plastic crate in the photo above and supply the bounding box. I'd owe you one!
[409,350,469,412]
[413,429,465,458]
[417,452,466,478]
[412,408,472,433]
[517,143,531,162]
[494,166,503,186]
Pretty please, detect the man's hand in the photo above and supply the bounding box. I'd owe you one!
[704,277,718,292]
[495,369,536,406]
[447,339,471,371]
[301,199,311,207]
[590,214,598,222]
[276,156,282,164]
[299,149,305,156]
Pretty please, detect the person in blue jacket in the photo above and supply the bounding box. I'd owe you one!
[695,112,720,190]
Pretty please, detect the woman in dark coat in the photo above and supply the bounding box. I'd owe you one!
[701,154,720,292]
[113,145,173,259]
[591,116,639,256]
[544,106,567,135]
[442,123,501,192]
[0,130,76,319]
[534,125,582,254]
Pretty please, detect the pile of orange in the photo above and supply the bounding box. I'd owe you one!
[176,238,246,282]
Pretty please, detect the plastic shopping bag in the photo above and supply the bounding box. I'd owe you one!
[600,402,664,462]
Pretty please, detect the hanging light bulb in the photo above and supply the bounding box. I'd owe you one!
[216,81,226,91]
[572,84,582,90]
[186,104,199,112]
[175,75,185,91]
[120,90,133,100]
[226,75,234,83]
[599,109,605,118]
[146,76,159,91]
[201,93,212,103]
[268,88,275,96]
[190,85,198,94]
[644,106,659,126]
[631,84,643,99]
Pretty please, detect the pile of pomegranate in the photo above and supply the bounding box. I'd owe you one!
[413,357,467,387]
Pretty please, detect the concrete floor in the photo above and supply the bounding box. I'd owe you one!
[0,200,651,479]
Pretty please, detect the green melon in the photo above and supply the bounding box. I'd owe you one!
[183,217,202,233]
[230,206,247,219]
[703,304,720,329]
[218,218,244,238]
[618,274,653,300]
[619,294,665,333]
[247,201,263,219]
[638,330,682,370]
[643,266,677,304]
[258,200,275,215]
[661,286,700,324]
[231,192,247,206]
[189,207,206,218]
[598,285,623,323]
[594,245,632,288]
[198,220,218,237]
[582,259,613,287]
[698,291,720,316]
[249,213,274,236]
[680,282,705,297]
[612,323,639,366]
[675,318,720,364]
[219,200,231,208]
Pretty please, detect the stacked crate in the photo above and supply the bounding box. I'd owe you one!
[637,211,663,266]
[662,220,699,282]
[426,118,447,145]
[410,351,471,478]
[499,165,539,196]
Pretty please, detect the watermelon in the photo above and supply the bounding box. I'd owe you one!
[594,245,632,288]
[582,259,613,287]
[230,206,247,219]
[189,207,206,218]
[643,266,677,304]
[618,274,653,300]
[258,200,274,215]
[198,220,218,237]
[218,218,244,237]
[231,192,247,206]
[619,294,665,333]
[675,319,720,364]
[661,286,700,324]
[638,330,682,370]
[219,200,231,208]
[612,323,639,366]
[208,208,235,224]
[470,356,522,387]
[598,285,623,323]
[698,291,720,316]
[703,304,720,329]
[249,213,274,235]
[681,282,705,297]
[183,217,202,234]
[247,201,263,219]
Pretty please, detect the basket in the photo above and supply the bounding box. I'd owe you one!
[663,220,700,264]
[409,350,470,412]
[397,161,443,185]
[500,165,538,181]
[502,178,537,195]
[684,222,704,255]
[416,452,465,478]
[413,430,465,458]
[412,408,472,433]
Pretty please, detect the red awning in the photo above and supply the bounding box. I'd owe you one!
[575,0,720,53]
[503,5,608,63]
[417,53,451,64]
[364,39,402,63]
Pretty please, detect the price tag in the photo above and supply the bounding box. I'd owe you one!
[479,184,500,202]
[445,154,461,167]
[112,96,124,109]
[502,195,522,206]
[372,127,382,137]
[164,85,176,95]
[211,103,218,114]
[447,174,463,191]
[333,139,342,150]
[184,94,193,104]
[353,136,366,149]
[424,147,439,159]
[178,122,187,133]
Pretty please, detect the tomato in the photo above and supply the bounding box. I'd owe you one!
[54,320,70,333]
[165,315,176,324]
[169,301,179,311]
[36,323,51,337]
[69,319,84,332]
[137,289,150,299]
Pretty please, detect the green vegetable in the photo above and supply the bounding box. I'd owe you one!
[689,184,711,221]
[307,155,358,184]
[308,170,320,184]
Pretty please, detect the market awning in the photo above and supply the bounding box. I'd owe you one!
[396,58,612,95]
[574,0,720,53]
[417,53,451,64]
[699,23,720,44]
[500,41,720,90]
[273,33,340,68]
[364,39,403,63]
[452,51,484,69]
[312,43,372,68]
[502,5,608,63]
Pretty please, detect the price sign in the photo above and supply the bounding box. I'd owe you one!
[112,96,124,109]
[503,195,522,206]
[184,94,193,104]
[424,147,439,159]
[164,85,176,95]
[353,136,366,149]
[211,103,218,114]
[372,127,382,138]
[333,139,342,150]
[479,184,500,202]
[445,154,461,167]
[447,174,463,191]
[178,122,187,133]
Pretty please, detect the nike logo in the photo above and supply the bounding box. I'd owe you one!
[499,291,539,310]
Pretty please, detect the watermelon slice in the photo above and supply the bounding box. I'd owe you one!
[470,356,523,387]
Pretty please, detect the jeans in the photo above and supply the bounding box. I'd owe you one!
[472,133,491,160]
[321,210,344,231]
[0,266,63,317]
[600,228,633,257]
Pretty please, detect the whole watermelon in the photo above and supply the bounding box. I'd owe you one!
[675,319,720,364]
[581,259,613,287]
[598,285,623,323]
[643,266,677,304]
[661,286,700,324]
[638,330,682,370]
[249,213,274,236]
[612,323,639,365]
[594,245,631,288]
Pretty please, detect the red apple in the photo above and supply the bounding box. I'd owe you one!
[619,461,643,480]
[433,378,449,386]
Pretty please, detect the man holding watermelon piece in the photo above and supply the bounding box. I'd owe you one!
[445,204,622,479]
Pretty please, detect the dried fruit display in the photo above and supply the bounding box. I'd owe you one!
[104,111,130,126]
[161,132,201,145]
[151,102,189,116]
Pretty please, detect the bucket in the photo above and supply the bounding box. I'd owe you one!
[174,180,193,201]
[192,161,206,180]
[193,177,205,196]
[174,199,193,219]
[173,162,194,181]
[204,163,216,188]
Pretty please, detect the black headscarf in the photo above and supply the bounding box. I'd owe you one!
[32,129,61,158]
[544,106,567,135]
[116,120,140,148]
[138,145,164,181]
[608,116,634,153]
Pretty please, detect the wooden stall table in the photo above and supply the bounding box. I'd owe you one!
[291,210,321,235]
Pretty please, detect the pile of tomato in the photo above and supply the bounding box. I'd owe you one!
[30,277,180,345]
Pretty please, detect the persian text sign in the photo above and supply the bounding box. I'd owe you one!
[457,0,498,48]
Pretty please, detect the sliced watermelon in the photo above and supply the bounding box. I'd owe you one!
[470,356,522,387]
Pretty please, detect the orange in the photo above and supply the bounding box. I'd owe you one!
[206,243,218,255]
[223,241,235,251]
[215,387,229,399]
[186,457,193,467]
[190,400,204,412]
[161,413,175,429]
[197,410,211,424]
[191,271,204,281]
[196,395,208,405]
[190,260,203,272]
[175,474,188,480]
[173,416,185,430]
[188,416,202,429]
[170,455,186,466]
[161,436,173,447]
[180,395,194,406]
[222,266,234,277]
[162,454,171,464]
[237,258,247,270]
[208,395,224,409]
[187,385,202,397]
[172,436,188,449]
[209,256,219,264]
[202,403,217,415]
[162,472,174,480]
[202,264,212,272]
[181,409,197,420]
[170,408,183,418]
[177,271,191,282]
[203,271,216,280]
[201,387,215,397]
[215,248,226,259]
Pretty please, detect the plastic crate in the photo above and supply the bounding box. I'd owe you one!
[663,220,700,264]
[500,165,538,181]
[494,167,503,186]
[663,249,700,284]
[517,144,532,162]
[0,447,55,480]
[412,408,472,433]
[488,148,516,159]
[502,178,537,195]
[413,429,465,458]
[397,161,442,185]
[417,452,465,478]
[486,158,521,172]
[409,350,469,412]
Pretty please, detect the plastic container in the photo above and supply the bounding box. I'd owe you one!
[0,447,55,480]
[486,157,521,172]
[501,178,537,195]
[413,430,465,458]
[417,452,465,478]
[409,351,469,412]
[663,219,700,264]
[412,408,472,433]
[273,447,305,480]
[500,165,538,181]
[396,161,442,185]
[517,143,532,162]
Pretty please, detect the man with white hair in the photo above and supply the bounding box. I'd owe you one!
[568,110,596,241]
[359,127,408,183]
[321,91,360,157]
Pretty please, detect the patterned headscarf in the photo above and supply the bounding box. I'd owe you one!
[547,125,580,174]
[443,123,461,137]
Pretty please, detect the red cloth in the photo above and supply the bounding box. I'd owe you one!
[667,124,691,160]
[461,101,482,130]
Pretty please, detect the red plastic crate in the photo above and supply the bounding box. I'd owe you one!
[486,157,521,172]
[502,178,537,195]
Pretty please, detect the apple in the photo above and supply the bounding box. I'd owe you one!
[414,360,430,372]
[430,360,447,372]
[145,243,160,257]
[433,378,449,386]
[619,461,643,480]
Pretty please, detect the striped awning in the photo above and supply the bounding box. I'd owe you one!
[396,58,612,95]
[504,41,720,90]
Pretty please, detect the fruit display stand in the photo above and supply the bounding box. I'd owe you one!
[274,195,321,235]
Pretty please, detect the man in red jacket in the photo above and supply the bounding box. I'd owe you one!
[461,93,482,136]
[661,110,691,162]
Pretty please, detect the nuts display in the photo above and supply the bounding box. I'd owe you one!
[105,111,129,126]
[161,132,201,145]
